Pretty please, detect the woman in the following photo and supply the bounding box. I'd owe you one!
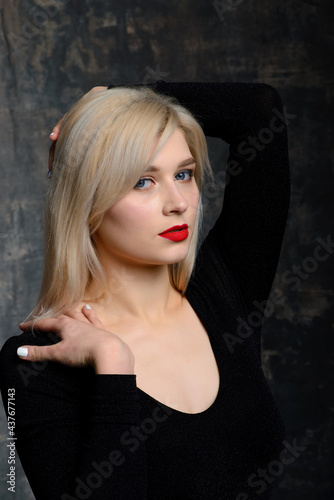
[0,81,290,499]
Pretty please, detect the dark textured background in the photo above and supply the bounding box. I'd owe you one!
[0,1,333,498]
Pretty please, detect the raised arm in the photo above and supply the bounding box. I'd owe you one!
[149,81,291,316]
[49,81,290,318]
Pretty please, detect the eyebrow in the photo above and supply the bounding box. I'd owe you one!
[144,157,196,173]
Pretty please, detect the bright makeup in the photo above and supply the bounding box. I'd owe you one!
[158,224,189,242]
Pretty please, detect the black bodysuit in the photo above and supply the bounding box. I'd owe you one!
[0,81,290,499]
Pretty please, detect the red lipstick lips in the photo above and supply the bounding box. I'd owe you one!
[158,224,189,242]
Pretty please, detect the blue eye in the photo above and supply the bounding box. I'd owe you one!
[134,170,194,190]
[175,170,194,181]
[134,178,152,189]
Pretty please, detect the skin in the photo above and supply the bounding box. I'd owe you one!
[19,117,200,378]
[19,307,135,375]
[89,128,199,320]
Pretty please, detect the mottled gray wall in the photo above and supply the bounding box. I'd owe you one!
[0,1,333,499]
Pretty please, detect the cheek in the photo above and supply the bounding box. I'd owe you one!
[105,200,157,232]
[190,187,200,210]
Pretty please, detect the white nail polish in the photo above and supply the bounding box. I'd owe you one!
[17,347,28,357]
[85,304,92,310]
[49,132,55,137]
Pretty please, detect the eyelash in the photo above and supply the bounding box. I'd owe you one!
[134,169,195,190]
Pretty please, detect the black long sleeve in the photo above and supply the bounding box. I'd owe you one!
[0,331,147,499]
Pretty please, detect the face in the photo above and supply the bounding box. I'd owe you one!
[93,128,200,268]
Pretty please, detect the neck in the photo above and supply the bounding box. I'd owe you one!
[85,259,183,325]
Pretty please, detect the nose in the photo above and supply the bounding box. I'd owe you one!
[162,181,189,215]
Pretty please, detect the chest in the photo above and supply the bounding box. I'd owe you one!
[110,299,220,414]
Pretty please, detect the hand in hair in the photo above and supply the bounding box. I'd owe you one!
[48,86,108,172]
[17,305,135,375]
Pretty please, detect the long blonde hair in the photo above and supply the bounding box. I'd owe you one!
[28,87,213,323]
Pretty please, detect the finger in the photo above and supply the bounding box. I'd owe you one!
[64,309,90,323]
[17,344,58,362]
[48,114,67,174]
[20,316,68,336]
[88,86,108,94]
[49,115,66,142]
[19,321,37,332]
[82,304,105,329]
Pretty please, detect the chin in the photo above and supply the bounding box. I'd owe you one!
[166,249,189,265]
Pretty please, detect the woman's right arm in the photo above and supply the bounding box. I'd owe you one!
[0,314,147,499]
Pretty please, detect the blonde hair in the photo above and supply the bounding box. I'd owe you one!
[28,86,213,322]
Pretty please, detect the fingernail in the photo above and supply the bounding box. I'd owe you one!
[17,347,28,357]
[49,132,55,137]
[85,304,92,310]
